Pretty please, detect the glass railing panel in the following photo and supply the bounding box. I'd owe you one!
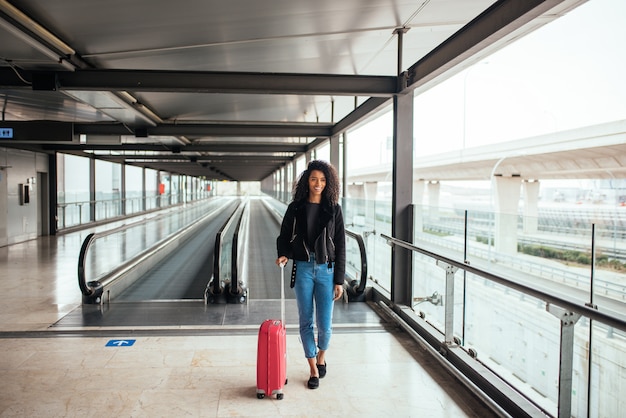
[415,204,466,259]
[405,203,626,417]
[412,252,446,334]
[58,201,91,229]
[83,198,226,283]
[345,233,362,283]
[586,221,626,418]
[343,197,391,291]
[584,318,625,418]
[464,271,560,416]
[218,218,236,288]
[463,208,494,265]
[592,222,626,308]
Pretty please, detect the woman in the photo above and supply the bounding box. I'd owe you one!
[276,160,346,390]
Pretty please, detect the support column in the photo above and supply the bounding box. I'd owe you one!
[330,134,340,175]
[493,176,521,255]
[282,166,289,200]
[48,153,58,235]
[364,182,378,201]
[141,168,146,211]
[547,303,581,418]
[120,164,126,215]
[391,92,414,306]
[89,157,96,221]
[427,180,441,221]
[342,132,348,200]
[413,180,425,235]
[347,183,365,200]
[523,180,540,234]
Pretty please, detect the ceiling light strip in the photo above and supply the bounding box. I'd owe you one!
[0,0,74,55]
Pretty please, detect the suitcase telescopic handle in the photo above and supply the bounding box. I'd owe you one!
[279,263,286,327]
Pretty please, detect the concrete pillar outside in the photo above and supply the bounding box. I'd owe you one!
[364,181,378,201]
[413,180,426,234]
[330,134,340,176]
[427,181,441,221]
[282,166,289,201]
[523,180,540,234]
[347,183,365,200]
[493,176,522,255]
[364,181,378,231]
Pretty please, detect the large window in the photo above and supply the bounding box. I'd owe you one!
[125,165,143,214]
[57,153,90,228]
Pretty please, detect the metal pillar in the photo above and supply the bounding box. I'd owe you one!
[547,303,581,418]
[89,157,96,221]
[48,153,58,235]
[342,131,348,199]
[437,261,458,344]
[330,134,340,173]
[391,92,414,306]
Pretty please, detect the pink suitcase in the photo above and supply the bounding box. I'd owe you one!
[256,265,287,399]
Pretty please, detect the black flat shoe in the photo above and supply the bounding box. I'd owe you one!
[316,362,327,378]
[307,376,319,389]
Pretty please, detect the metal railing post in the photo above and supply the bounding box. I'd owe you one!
[437,260,458,345]
[546,303,581,418]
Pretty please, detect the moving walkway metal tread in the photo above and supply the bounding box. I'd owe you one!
[52,299,383,329]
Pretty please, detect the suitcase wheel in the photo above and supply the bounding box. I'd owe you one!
[285,378,288,385]
[276,393,284,400]
[257,393,265,399]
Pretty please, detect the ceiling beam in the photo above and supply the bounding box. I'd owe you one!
[44,142,309,153]
[73,122,333,138]
[98,154,292,163]
[0,68,398,97]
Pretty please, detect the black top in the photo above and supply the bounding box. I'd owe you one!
[306,202,320,250]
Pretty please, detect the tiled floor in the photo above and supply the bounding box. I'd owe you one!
[0,214,498,417]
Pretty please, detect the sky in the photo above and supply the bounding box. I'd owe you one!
[348,0,626,169]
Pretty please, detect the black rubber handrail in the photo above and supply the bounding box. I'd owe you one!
[381,233,626,333]
[345,229,368,294]
[209,200,244,297]
[77,232,102,302]
[229,200,248,300]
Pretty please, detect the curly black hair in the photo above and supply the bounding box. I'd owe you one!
[292,160,340,205]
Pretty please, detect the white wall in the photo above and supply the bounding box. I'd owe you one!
[0,147,49,247]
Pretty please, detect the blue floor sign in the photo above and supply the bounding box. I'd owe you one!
[106,339,136,347]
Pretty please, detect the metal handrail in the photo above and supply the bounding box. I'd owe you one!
[229,199,249,302]
[381,233,626,333]
[345,229,368,295]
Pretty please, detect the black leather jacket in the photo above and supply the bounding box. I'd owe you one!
[276,199,346,285]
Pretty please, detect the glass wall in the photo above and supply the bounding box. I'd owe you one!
[57,153,90,228]
[145,168,158,210]
[338,1,626,416]
[56,154,211,230]
[125,165,143,214]
[95,159,121,221]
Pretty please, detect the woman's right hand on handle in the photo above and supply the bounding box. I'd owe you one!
[276,256,288,267]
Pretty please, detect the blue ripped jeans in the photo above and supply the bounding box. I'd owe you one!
[293,254,335,359]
